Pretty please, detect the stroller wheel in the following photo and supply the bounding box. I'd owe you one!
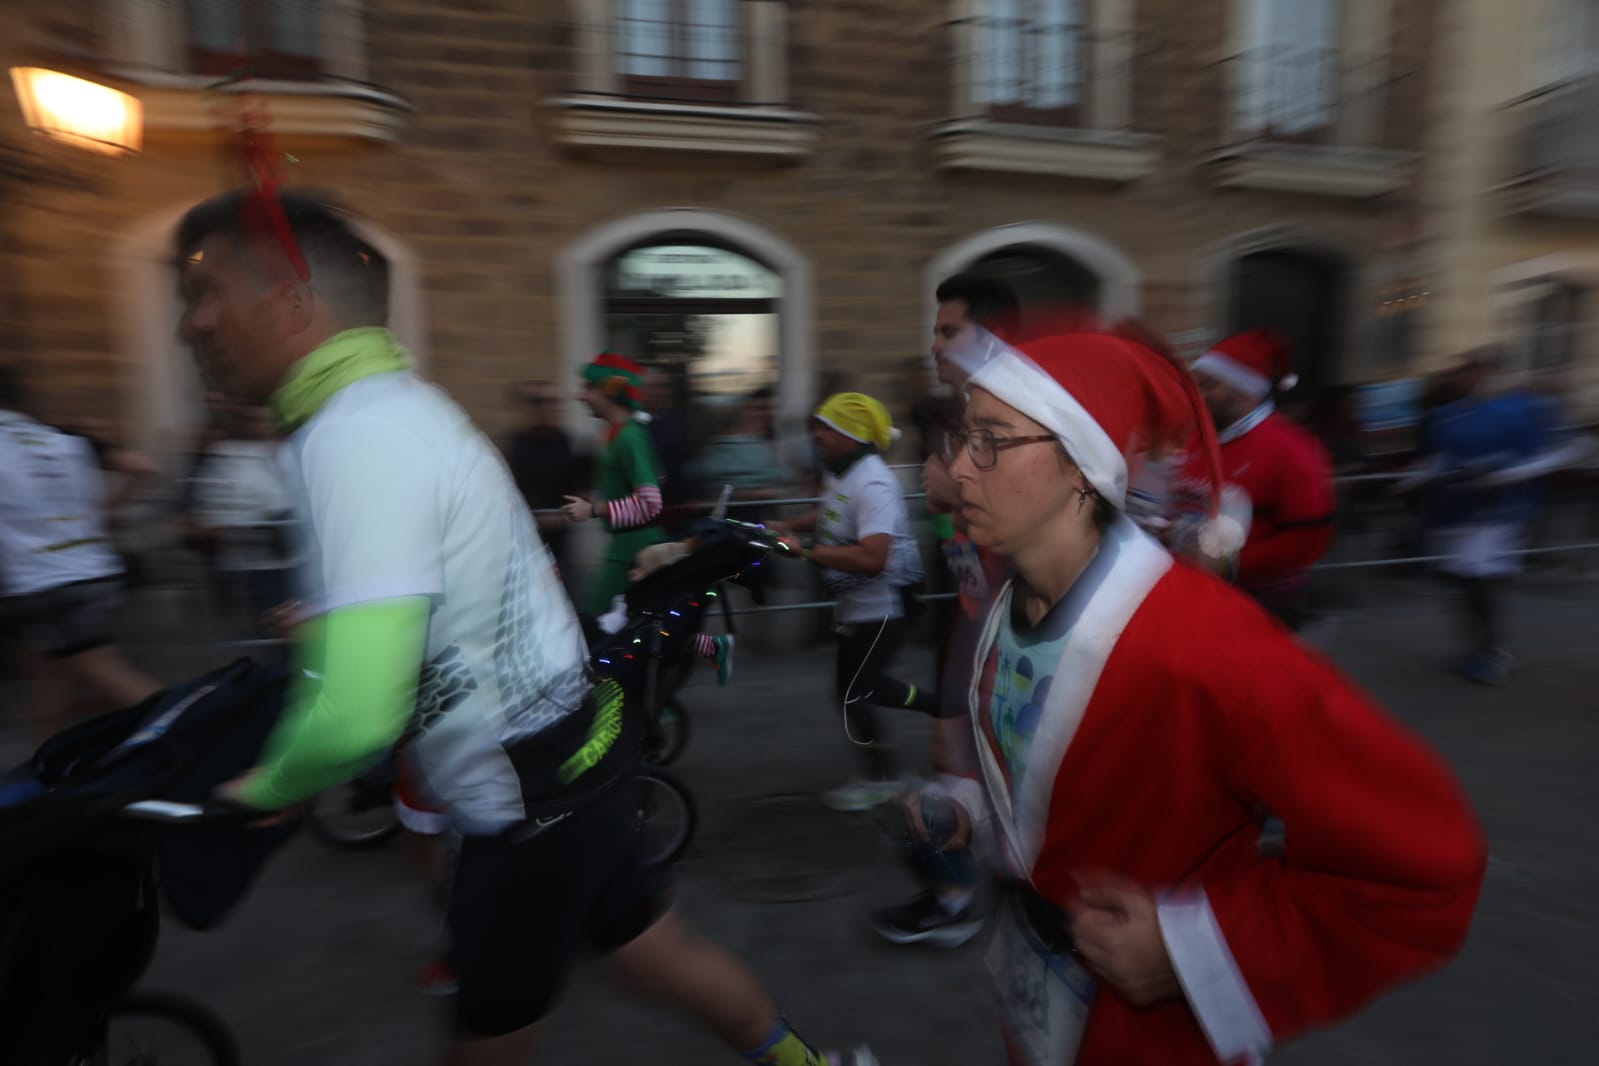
[635,768,698,867]
[307,780,402,850]
[643,699,690,766]
[97,990,240,1066]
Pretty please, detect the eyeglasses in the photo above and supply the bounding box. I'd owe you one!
[942,427,1058,471]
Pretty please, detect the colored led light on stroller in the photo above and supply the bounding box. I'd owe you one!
[669,610,681,617]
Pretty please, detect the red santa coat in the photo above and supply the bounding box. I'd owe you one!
[1177,409,1336,595]
[968,517,1484,1065]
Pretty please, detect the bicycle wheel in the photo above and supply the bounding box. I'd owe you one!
[307,780,401,849]
[643,698,690,766]
[635,768,698,867]
[96,990,240,1066]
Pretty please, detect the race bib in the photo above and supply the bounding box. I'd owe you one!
[987,898,1095,1066]
[944,538,989,605]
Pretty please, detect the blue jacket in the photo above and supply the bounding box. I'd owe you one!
[1421,391,1559,528]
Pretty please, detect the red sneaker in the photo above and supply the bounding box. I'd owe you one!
[417,960,458,996]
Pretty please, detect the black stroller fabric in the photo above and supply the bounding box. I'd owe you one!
[621,518,772,618]
[1,658,298,1062]
[0,657,298,928]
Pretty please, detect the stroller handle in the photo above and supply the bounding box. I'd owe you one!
[119,799,268,826]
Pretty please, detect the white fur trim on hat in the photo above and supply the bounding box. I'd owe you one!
[1191,351,1272,402]
[968,352,1129,507]
[940,328,1011,377]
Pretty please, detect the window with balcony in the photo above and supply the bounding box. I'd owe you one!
[1230,0,1339,143]
[552,1,816,165]
[184,0,322,80]
[1501,1,1599,215]
[616,0,742,103]
[99,0,409,145]
[1208,0,1417,199]
[929,0,1157,183]
[972,0,1086,126]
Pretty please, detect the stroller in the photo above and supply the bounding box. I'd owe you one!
[588,516,792,755]
[582,517,794,864]
[0,658,298,1065]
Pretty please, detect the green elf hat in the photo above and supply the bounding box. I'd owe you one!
[583,352,646,409]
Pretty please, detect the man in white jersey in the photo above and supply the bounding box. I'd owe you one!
[179,191,872,1066]
[771,392,934,812]
[0,365,161,739]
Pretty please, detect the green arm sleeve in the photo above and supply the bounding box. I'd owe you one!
[238,596,431,809]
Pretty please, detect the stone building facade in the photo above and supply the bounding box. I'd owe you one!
[1,0,1441,458]
[1419,0,1599,415]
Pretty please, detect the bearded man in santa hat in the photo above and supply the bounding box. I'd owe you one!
[1178,330,1337,628]
[915,330,1484,1066]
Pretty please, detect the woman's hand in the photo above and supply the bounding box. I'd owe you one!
[1067,873,1181,1007]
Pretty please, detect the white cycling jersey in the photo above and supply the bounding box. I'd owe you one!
[0,410,123,598]
[278,373,590,835]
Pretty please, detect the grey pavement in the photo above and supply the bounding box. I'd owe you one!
[4,568,1597,1065]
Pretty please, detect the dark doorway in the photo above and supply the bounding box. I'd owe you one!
[1229,248,1345,399]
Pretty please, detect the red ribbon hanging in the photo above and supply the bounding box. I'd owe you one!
[236,96,310,282]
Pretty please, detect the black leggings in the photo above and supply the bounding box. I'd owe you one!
[1456,576,1503,655]
[835,617,925,781]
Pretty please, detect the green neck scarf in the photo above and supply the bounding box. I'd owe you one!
[272,327,412,431]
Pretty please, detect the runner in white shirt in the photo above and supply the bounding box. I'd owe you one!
[178,189,873,1066]
[188,402,297,635]
[772,392,936,812]
[0,365,161,738]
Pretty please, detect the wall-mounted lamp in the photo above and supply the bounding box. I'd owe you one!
[9,67,142,155]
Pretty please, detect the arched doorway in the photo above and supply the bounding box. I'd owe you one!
[602,239,782,416]
[1228,247,1346,400]
[967,243,1103,311]
[925,222,1140,334]
[558,209,814,437]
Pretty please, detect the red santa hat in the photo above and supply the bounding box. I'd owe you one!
[1189,329,1297,402]
[967,330,1245,557]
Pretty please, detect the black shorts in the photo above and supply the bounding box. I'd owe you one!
[448,777,672,1037]
[3,577,123,658]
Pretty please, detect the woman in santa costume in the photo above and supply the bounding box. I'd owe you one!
[919,330,1485,1065]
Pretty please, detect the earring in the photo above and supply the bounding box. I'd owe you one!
[1076,488,1090,515]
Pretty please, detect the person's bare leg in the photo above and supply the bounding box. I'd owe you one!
[443,1024,537,1066]
[607,906,781,1051]
[26,652,76,741]
[65,645,161,713]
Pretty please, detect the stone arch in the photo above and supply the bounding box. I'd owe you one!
[924,221,1142,329]
[557,207,814,435]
